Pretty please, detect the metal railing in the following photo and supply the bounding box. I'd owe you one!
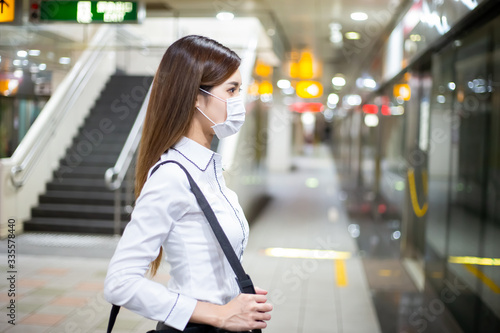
[105,85,152,234]
[9,26,113,188]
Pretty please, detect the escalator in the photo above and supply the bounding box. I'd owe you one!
[24,74,153,234]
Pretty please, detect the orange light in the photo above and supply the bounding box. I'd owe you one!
[290,62,300,79]
[298,51,314,79]
[394,84,411,101]
[255,61,272,77]
[258,81,273,95]
[296,80,323,99]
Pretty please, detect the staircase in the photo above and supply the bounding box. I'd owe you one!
[24,74,153,234]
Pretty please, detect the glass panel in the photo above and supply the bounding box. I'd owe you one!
[426,45,454,289]
[446,22,499,332]
[480,17,500,329]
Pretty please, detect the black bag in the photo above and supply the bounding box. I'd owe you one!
[106,160,261,333]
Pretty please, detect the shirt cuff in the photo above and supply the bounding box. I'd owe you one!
[163,293,197,331]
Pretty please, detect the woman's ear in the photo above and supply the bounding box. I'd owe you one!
[195,92,204,109]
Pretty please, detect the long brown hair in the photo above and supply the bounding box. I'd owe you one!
[135,35,241,276]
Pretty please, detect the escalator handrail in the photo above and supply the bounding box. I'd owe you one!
[104,84,152,191]
[9,26,113,188]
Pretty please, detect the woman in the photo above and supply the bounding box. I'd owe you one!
[103,35,272,332]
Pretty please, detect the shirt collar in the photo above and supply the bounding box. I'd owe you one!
[169,136,217,171]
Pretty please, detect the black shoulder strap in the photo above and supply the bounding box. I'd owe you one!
[151,160,256,294]
[107,160,259,333]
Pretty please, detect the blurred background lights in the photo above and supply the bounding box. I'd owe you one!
[59,57,71,65]
[332,75,346,87]
[301,112,316,125]
[13,59,21,66]
[17,50,28,57]
[296,81,323,98]
[329,23,343,44]
[323,109,334,121]
[351,12,368,21]
[448,82,456,90]
[363,78,377,89]
[39,63,47,71]
[390,106,405,115]
[345,32,361,40]
[13,69,23,78]
[277,79,291,89]
[328,93,339,105]
[344,94,362,106]
[305,177,319,188]
[29,49,41,56]
[264,247,351,260]
[216,11,234,21]
[437,95,446,103]
[364,114,379,127]
[306,83,320,96]
[392,230,401,240]
[348,224,360,238]
[395,181,405,191]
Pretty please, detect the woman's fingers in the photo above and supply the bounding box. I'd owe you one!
[254,286,268,295]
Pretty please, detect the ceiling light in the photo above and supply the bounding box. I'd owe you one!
[216,11,234,21]
[344,94,362,106]
[328,93,339,105]
[363,78,377,89]
[345,32,361,40]
[29,50,41,56]
[13,69,23,78]
[59,57,71,65]
[17,50,28,58]
[332,76,346,87]
[39,63,47,70]
[364,114,379,127]
[351,12,368,21]
[277,79,291,89]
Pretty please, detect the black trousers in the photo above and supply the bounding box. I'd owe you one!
[154,321,251,333]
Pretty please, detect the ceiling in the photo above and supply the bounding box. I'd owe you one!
[0,0,406,98]
[147,0,406,94]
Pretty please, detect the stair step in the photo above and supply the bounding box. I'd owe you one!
[40,190,133,205]
[63,148,120,160]
[24,217,126,234]
[30,75,152,234]
[47,179,133,191]
[32,203,130,220]
[73,133,129,144]
[60,154,118,164]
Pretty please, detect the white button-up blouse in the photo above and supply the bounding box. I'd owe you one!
[104,136,250,331]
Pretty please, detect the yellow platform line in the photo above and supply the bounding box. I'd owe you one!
[335,259,348,287]
[464,264,500,294]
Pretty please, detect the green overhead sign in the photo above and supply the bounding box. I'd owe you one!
[32,1,143,23]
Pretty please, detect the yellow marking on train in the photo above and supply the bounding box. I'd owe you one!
[464,264,500,294]
[335,259,348,287]
[449,256,500,266]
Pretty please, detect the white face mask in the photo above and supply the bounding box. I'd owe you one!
[196,88,246,139]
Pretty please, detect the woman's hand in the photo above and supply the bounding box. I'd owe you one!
[218,287,273,331]
[190,287,272,331]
